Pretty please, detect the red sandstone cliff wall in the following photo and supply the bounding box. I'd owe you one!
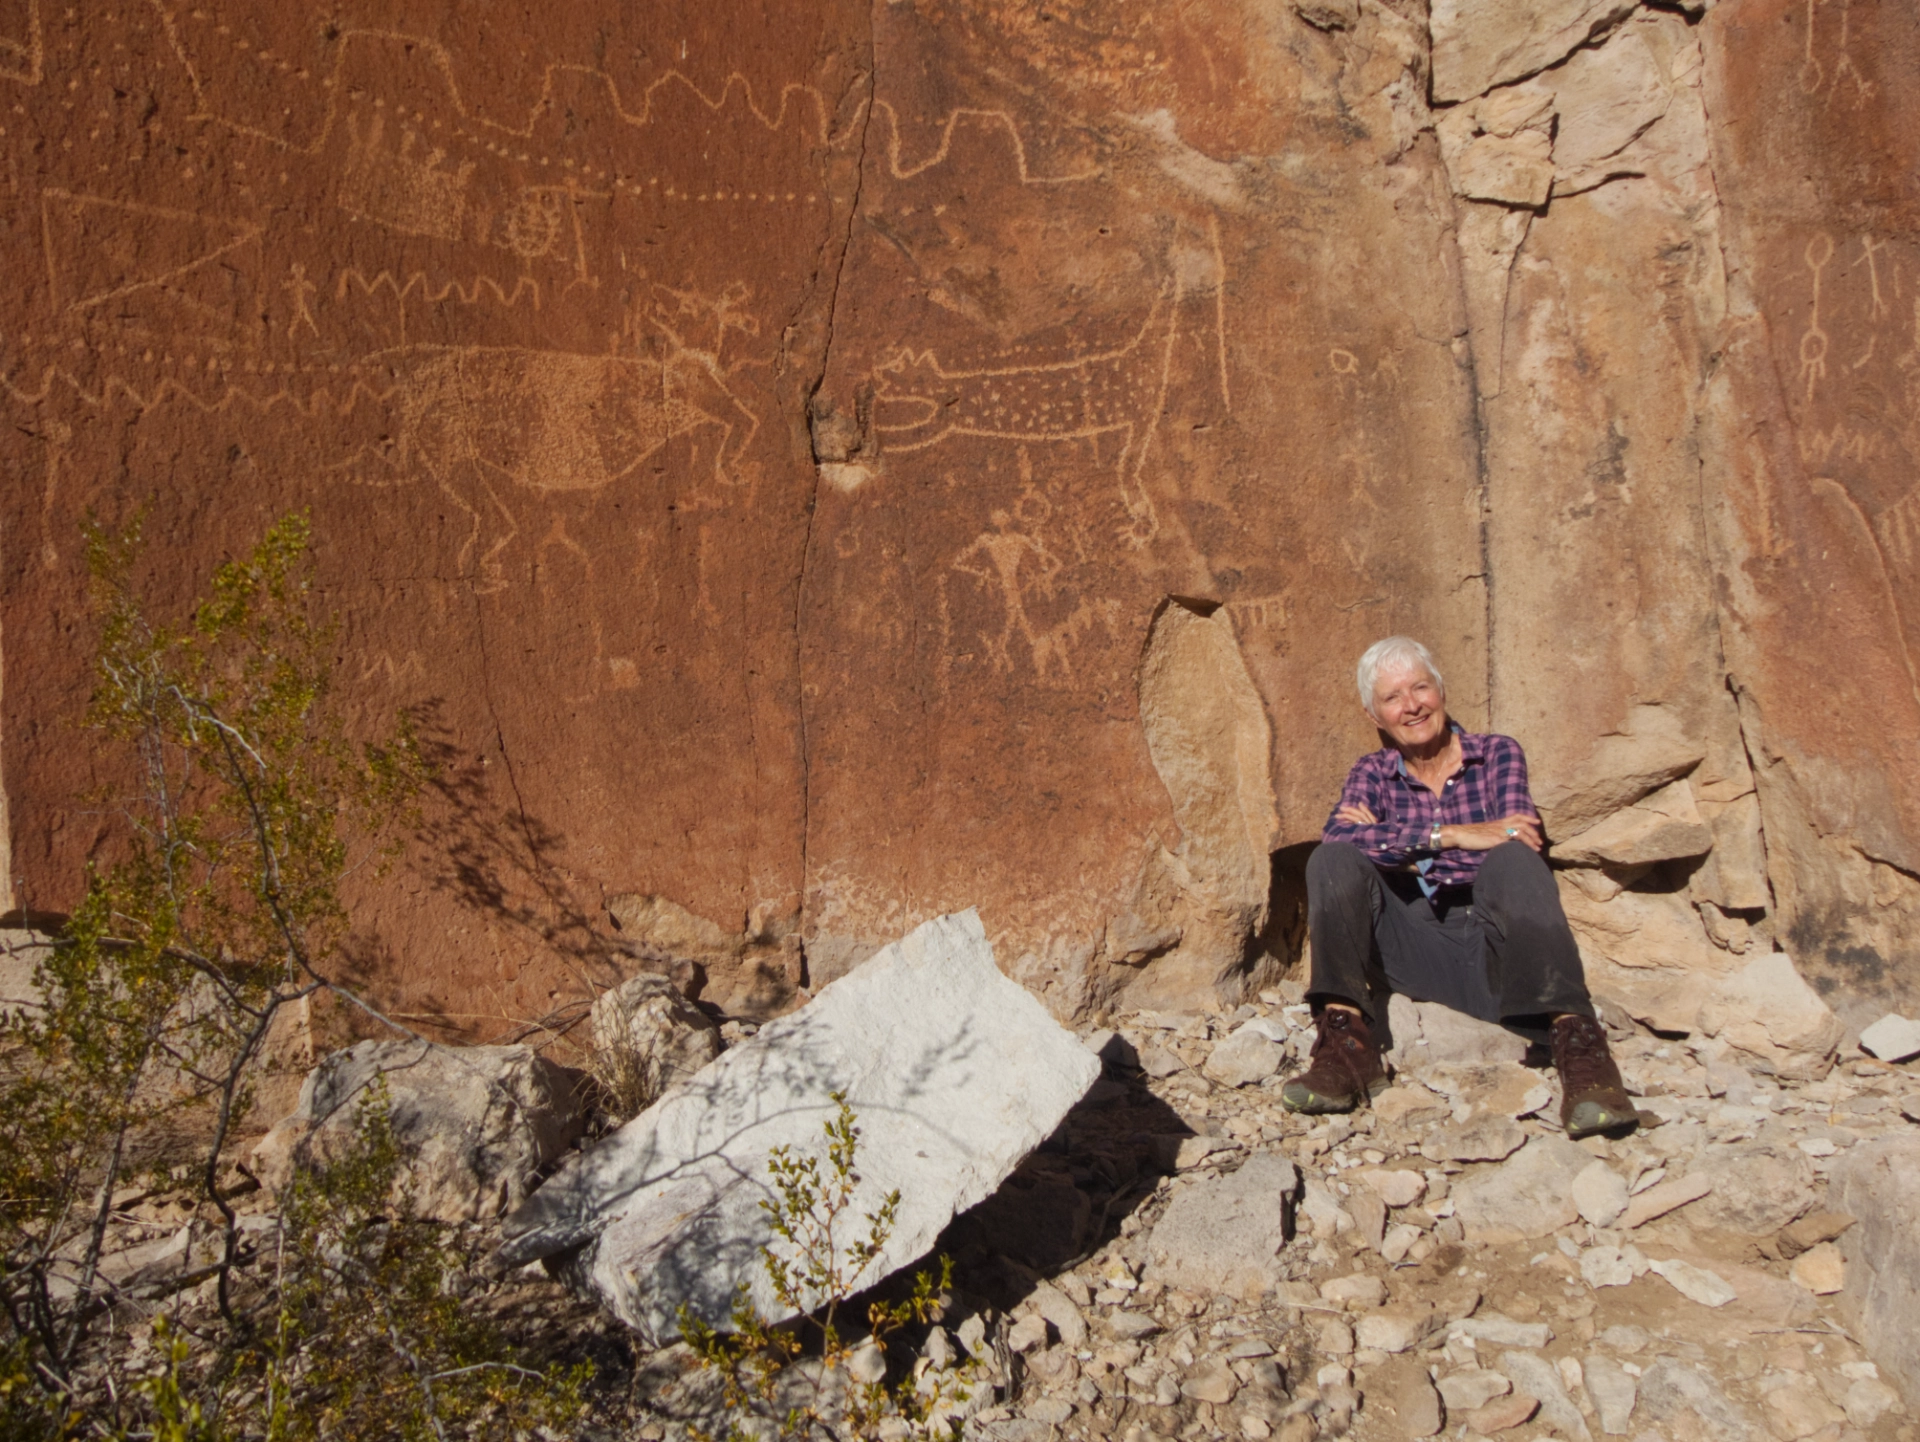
[2,0,1913,1033]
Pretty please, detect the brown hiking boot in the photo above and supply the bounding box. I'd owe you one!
[1552,1013,1638,1138]
[1280,1006,1387,1114]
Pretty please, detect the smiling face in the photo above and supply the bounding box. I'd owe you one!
[1369,661,1450,752]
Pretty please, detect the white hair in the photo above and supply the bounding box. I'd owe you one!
[1357,636,1444,718]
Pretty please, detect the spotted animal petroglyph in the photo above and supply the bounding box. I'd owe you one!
[873,282,1182,546]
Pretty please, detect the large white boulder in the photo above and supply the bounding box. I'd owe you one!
[496,910,1100,1341]
[251,1040,587,1223]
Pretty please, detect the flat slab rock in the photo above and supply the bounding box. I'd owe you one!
[1144,1152,1299,1300]
[496,910,1099,1341]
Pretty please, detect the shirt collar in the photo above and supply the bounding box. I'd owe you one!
[1392,723,1482,778]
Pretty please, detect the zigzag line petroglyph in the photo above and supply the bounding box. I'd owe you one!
[870,99,1101,184]
[335,269,544,310]
[149,4,829,157]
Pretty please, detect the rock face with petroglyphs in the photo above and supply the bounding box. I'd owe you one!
[1,0,1914,1031]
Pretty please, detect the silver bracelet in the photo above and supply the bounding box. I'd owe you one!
[1430,821,1443,850]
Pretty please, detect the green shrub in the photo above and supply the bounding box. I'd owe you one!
[681,1094,977,1441]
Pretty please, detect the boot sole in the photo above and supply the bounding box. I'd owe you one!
[1281,1075,1389,1115]
[1564,1093,1639,1140]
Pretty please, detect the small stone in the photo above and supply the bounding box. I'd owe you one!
[1275,1415,1318,1442]
[1359,1168,1428,1208]
[923,1326,956,1369]
[1761,1374,1845,1438]
[1465,1393,1539,1434]
[1423,1116,1528,1163]
[1023,1396,1076,1425]
[1579,1245,1635,1289]
[1240,1413,1273,1440]
[1499,1350,1591,1441]
[1843,1377,1902,1428]
[1648,1257,1737,1307]
[1139,1044,1185,1079]
[1788,1240,1845,1294]
[1027,1281,1088,1348]
[1439,1368,1512,1411]
[1348,1187,1388,1249]
[1181,1358,1239,1405]
[1387,1365,1444,1438]
[957,1313,988,1357]
[1107,1310,1162,1341]
[1145,1153,1297,1299]
[1859,1012,1920,1063]
[1356,1307,1436,1355]
[1777,1209,1855,1258]
[1572,1160,1630,1227]
[1313,1316,1356,1356]
[1205,1027,1286,1087]
[1318,1273,1389,1308]
[1583,1354,1637,1435]
[1618,1173,1712,1228]
[1449,1315,1552,1349]
[1450,1135,1591,1243]
[1008,1314,1050,1353]
[1380,1222,1424,1264]
[847,1340,888,1384]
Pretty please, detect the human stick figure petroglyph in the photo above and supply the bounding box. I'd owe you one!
[949,481,1124,680]
[1799,232,1834,406]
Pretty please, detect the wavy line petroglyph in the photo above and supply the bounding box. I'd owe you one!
[869,99,1101,185]
[148,4,828,157]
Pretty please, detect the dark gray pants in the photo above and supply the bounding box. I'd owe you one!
[1306,840,1594,1028]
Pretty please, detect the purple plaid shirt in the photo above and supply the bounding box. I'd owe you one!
[1321,728,1536,890]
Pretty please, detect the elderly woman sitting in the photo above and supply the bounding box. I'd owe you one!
[1281,636,1636,1140]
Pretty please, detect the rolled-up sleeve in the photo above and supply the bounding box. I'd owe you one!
[1322,754,1428,867]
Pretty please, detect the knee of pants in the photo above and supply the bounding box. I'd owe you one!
[1476,839,1556,900]
[1307,840,1375,900]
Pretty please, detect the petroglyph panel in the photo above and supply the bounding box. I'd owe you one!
[0,0,862,1029]
[1705,0,1920,1012]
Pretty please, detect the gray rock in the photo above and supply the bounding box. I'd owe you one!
[1859,1012,1920,1063]
[1144,1152,1298,1300]
[252,1039,586,1223]
[589,973,722,1097]
[1571,1160,1629,1227]
[1685,1145,1817,1234]
[1421,1115,1528,1163]
[1450,1315,1552,1349]
[496,910,1099,1340]
[1438,1368,1512,1410]
[1498,1350,1592,1442]
[1025,1281,1087,1349]
[1386,994,1528,1068]
[1831,1132,1920,1407]
[1636,1357,1758,1439]
[1582,1354,1637,1435]
[1203,1025,1285,1087]
[1451,1134,1591,1244]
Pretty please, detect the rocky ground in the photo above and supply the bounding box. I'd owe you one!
[70,985,1920,1442]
